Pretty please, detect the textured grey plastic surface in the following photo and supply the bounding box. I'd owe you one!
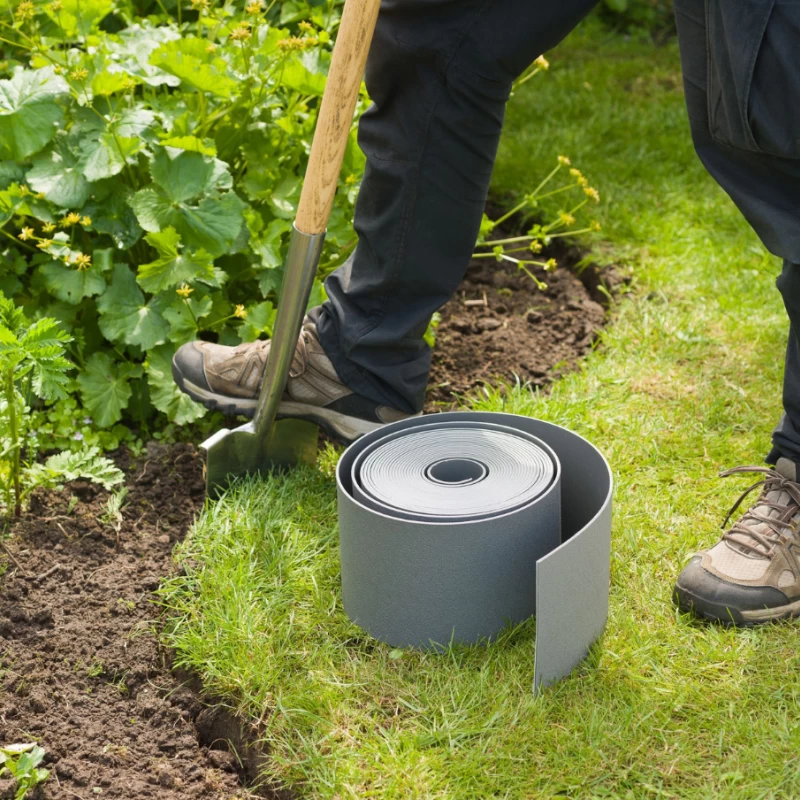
[336,411,613,692]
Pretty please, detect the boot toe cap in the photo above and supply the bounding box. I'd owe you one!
[673,556,789,624]
[172,341,210,392]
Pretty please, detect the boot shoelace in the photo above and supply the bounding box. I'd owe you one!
[720,466,800,558]
[244,327,312,379]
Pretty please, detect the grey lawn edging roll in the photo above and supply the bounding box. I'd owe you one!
[336,411,613,692]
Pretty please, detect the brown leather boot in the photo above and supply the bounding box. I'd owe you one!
[171,320,415,443]
[674,458,800,625]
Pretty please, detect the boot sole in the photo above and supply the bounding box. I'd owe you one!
[673,582,800,627]
[172,359,384,445]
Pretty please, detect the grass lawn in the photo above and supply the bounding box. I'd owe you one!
[161,20,800,799]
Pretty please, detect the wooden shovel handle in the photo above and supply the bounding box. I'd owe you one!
[294,0,381,235]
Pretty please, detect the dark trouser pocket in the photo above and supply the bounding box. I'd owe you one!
[707,0,800,159]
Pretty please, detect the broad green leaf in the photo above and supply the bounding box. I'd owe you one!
[149,38,238,99]
[45,0,113,38]
[76,351,137,426]
[97,263,169,349]
[150,148,232,202]
[78,131,141,182]
[0,161,25,190]
[84,189,142,249]
[108,24,181,88]
[40,261,106,304]
[28,143,91,207]
[281,51,328,95]
[0,68,69,160]
[128,186,173,233]
[129,187,245,258]
[160,136,217,156]
[258,265,283,298]
[177,192,245,257]
[268,175,301,219]
[91,70,131,96]
[163,294,213,344]
[137,227,214,293]
[70,110,152,182]
[246,213,290,269]
[146,345,206,424]
[238,301,275,342]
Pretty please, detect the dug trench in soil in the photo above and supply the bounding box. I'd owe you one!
[0,231,625,799]
[0,444,256,800]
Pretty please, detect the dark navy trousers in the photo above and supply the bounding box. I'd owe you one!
[316,0,800,464]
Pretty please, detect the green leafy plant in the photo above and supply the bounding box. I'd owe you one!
[1,0,361,433]
[0,293,123,515]
[474,156,602,291]
[0,743,50,800]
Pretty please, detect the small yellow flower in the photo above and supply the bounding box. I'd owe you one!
[529,241,542,254]
[557,155,571,166]
[18,184,31,196]
[37,239,53,249]
[577,175,588,187]
[18,227,34,241]
[74,252,91,269]
[16,1,35,20]
[345,174,358,186]
[245,0,263,15]
[233,304,247,319]
[558,212,575,226]
[277,36,305,51]
[206,42,217,53]
[533,55,549,71]
[189,0,210,8]
[61,212,82,226]
[583,186,600,203]
[590,220,602,232]
[69,68,89,81]
[54,65,63,74]
[50,0,62,10]
[545,258,557,271]
[298,20,313,32]
[42,221,56,233]
[176,284,194,298]
[230,25,252,41]
[81,215,92,226]
[34,192,45,200]
[569,168,582,179]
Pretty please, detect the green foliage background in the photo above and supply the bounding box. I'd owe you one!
[0,0,361,438]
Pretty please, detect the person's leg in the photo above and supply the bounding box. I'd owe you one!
[673,1,800,624]
[313,0,598,414]
[768,262,800,465]
[674,0,800,465]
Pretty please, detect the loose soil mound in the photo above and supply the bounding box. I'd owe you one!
[427,242,623,409]
[0,444,250,800]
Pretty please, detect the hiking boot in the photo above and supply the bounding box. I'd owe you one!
[171,321,415,443]
[674,458,800,626]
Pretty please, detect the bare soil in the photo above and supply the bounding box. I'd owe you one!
[0,444,253,800]
[426,240,624,409]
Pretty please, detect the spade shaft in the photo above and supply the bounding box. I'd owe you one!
[201,0,382,496]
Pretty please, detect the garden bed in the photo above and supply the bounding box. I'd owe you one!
[0,445,252,799]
